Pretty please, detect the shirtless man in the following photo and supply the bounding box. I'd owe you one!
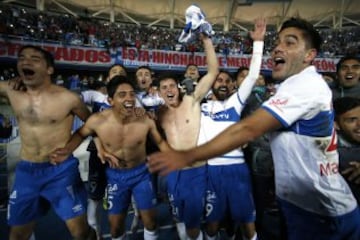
[156,33,218,240]
[51,76,171,240]
[0,45,93,240]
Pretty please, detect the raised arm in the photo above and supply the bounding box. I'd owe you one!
[193,35,219,101]
[237,18,266,102]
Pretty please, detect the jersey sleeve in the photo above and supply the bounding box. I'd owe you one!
[262,78,321,127]
[237,41,264,104]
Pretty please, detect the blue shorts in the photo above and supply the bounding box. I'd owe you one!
[206,163,256,223]
[8,156,87,226]
[105,163,156,215]
[167,166,207,228]
[279,198,360,240]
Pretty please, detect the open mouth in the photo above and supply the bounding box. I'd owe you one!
[273,57,285,67]
[123,102,134,109]
[345,74,354,80]
[22,68,35,77]
[218,87,228,93]
[166,93,175,100]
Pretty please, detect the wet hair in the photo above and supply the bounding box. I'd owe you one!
[108,63,127,76]
[336,55,360,73]
[18,45,55,68]
[157,72,179,87]
[333,97,360,120]
[107,75,135,98]
[235,66,249,79]
[280,17,322,53]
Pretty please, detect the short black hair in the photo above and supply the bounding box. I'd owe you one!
[107,75,135,98]
[333,97,360,120]
[280,17,322,53]
[336,55,360,73]
[108,63,127,76]
[18,45,55,68]
[235,66,249,79]
[136,65,152,74]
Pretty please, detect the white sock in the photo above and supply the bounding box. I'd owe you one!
[176,222,187,240]
[243,232,257,240]
[144,228,158,240]
[112,233,125,240]
[87,199,101,235]
[29,233,36,240]
[205,232,217,240]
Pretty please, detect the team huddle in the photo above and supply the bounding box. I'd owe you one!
[0,4,359,240]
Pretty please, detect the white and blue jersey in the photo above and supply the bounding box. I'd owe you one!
[81,90,111,113]
[136,91,164,112]
[262,66,357,217]
[198,41,264,165]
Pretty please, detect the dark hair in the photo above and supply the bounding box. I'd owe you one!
[217,70,233,82]
[107,75,135,98]
[157,72,179,87]
[108,64,127,76]
[333,97,360,120]
[280,17,322,53]
[136,65,152,74]
[185,64,198,71]
[336,55,360,73]
[18,45,55,68]
[91,80,106,90]
[235,66,249,79]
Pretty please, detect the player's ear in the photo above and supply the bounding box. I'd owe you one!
[304,48,317,64]
[47,66,54,75]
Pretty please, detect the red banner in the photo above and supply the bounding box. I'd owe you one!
[0,38,339,72]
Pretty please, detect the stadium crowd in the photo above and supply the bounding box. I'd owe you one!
[0,4,359,56]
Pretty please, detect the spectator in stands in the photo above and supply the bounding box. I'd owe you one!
[332,55,360,99]
[321,72,336,89]
[235,66,249,88]
[0,113,12,139]
[334,97,360,204]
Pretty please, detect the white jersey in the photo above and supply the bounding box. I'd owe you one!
[81,90,110,112]
[262,66,357,216]
[198,41,264,166]
[136,91,164,111]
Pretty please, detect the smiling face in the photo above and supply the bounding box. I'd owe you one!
[337,59,360,88]
[212,72,232,101]
[158,78,180,107]
[136,67,152,91]
[337,106,360,144]
[108,83,136,116]
[17,47,54,87]
[271,27,317,82]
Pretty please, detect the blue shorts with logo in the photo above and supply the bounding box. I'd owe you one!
[105,163,156,215]
[167,165,207,229]
[7,156,87,226]
[206,163,256,223]
[279,198,360,240]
